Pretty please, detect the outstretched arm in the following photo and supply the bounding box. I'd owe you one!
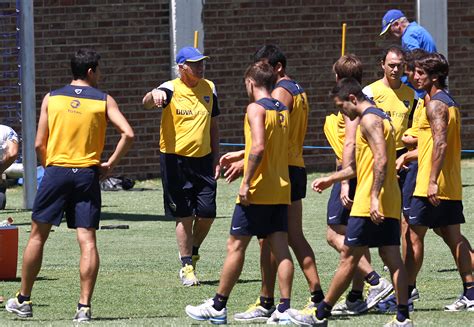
[361,114,387,224]
[426,99,449,206]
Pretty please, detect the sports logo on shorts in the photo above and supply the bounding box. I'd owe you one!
[203,96,210,103]
[74,89,83,95]
[70,99,81,109]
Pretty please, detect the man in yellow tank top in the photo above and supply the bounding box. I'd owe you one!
[185,62,295,325]
[405,53,474,311]
[325,55,394,315]
[222,45,324,322]
[289,78,412,327]
[5,49,134,322]
[142,47,220,287]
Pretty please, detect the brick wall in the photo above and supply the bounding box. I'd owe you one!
[1,1,473,178]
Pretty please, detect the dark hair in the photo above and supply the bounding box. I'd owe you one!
[333,54,363,84]
[253,44,287,69]
[244,61,276,91]
[381,44,405,63]
[416,52,449,88]
[71,48,101,80]
[405,49,428,72]
[331,77,366,102]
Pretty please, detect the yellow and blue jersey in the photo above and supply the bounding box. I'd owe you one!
[414,90,462,200]
[350,107,401,219]
[324,111,346,160]
[276,79,308,167]
[238,98,290,205]
[363,80,415,150]
[158,78,219,158]
[46,85,107,167]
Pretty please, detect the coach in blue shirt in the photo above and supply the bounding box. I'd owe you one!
[380,9,437,52]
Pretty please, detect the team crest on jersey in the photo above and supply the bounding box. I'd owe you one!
[279,112,285,124]
[70,99,81,109]
[74,89,82,95]
[204,96,210,103]
[403,100,410,108]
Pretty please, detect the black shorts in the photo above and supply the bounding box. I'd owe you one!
[160,152,217,218]
[408,196,465,228]
[327,168,357,225]
[230,204,288,239]
[402,161,418,217]
[344,216,400,248]
[289,166,307,202]
[32,166,101,229]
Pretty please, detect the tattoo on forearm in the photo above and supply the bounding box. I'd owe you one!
[427,100,448,163]
[248,153,262,163]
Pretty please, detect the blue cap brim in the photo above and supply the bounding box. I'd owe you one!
[380,24,391,36]
[185,55,210,63]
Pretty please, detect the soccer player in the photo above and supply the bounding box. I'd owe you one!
[288,77,412,327]
[5,49,134,322]
[379,9,437,52]
[405,52,474,311]
[185,61,294,325]
[224,45,324,323]
[142,47,220,286]
[324,55,393,315]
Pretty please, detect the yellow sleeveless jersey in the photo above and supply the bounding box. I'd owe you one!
[324,111,346,160]
[237,98,290,205]
[46,85,107,167]
[363,80,415,150]
[350,107,401,219]
[276,79,308,167]
[414,90,462,200]
[404,97,424,138]
[158,78,218,157]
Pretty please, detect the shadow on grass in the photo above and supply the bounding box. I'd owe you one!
[200,278,261,286]
[437,268,457,273]
[93,315,177,321]
[100,212,229,222]
[0,276,58,283]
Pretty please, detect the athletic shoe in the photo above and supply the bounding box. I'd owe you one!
[384,317,414,327]
[234,298,275,322]
[411,287,420,301]
[287,308,328,326]
[375,293,414,313]
[179,264,200,286]
[266,309,291,325]
[192,254,200,270]
[366,278,393,309]
[5,296,33,318]
[332,298,368,315]
[444,295,474,312]
[73,307,91,322]
[185,298,227,325]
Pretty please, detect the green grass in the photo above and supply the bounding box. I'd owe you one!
[1,161,474,326]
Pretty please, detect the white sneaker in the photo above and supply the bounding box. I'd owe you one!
[185,298,227,325]
[234,299,275,321]
[366,278,393,309]
[179,264,200,286]
[444,295,474,312]
[266,309,291,325]
[384,317,414,327]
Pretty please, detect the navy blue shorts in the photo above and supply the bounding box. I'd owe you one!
[402,161,418,217]
[32,166,101,229]
[230,204,288,239]
[289,166,307,202]
[408,196,465,228]
[344,216,400,248]
[327,173,357,225]
[160,152,217,218]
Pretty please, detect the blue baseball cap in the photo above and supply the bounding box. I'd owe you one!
[176,46,210,64]
[380,9,405,36]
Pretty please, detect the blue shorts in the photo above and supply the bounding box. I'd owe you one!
[408,196,465,228]
[327,173,357,225]
[230,204,288,239]
[32,166,101,229]
[344,216,400,248]
[289,166,307,202]
[160,152,217,218]
[401,161,418,217]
